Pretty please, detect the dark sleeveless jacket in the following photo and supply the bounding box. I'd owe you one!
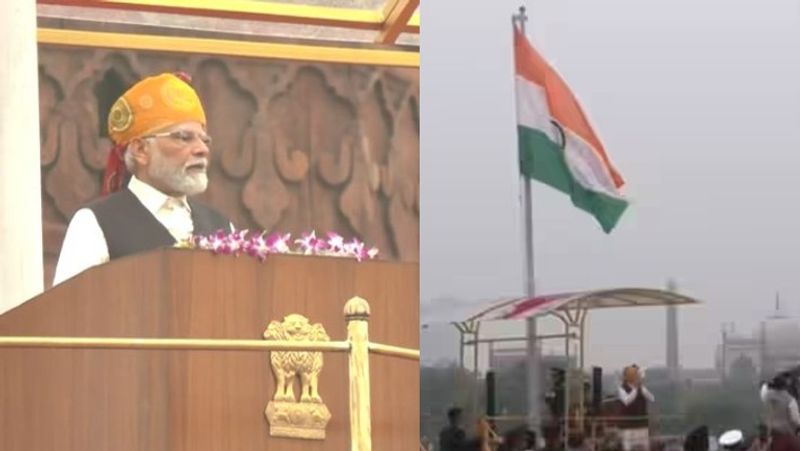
[619,383,649,428]
[85,187,230,260]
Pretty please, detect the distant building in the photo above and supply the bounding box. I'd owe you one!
[489,347,576,372]
[715,330,761,379]
[716,298,800,379]
[489,347,526,370]
[681,367,722,387]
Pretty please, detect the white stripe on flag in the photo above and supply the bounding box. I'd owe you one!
[562,126,624,199]
[515,75,558,141]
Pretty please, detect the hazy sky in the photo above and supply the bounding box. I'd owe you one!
[420,0,800,370]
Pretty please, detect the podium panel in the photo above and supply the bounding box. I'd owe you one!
[0,249,419,451]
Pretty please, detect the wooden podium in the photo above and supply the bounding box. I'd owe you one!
[0,248,419,451]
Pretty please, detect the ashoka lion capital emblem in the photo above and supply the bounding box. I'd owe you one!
[263,314,332,440]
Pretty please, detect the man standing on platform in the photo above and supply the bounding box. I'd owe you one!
[617,364,654,451]
[53,72,232,285]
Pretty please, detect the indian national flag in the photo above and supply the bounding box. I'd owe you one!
[514,27,628,233]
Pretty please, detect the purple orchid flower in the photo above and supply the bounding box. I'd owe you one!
[367,247,379,259]
[294,230,319,255]
[265,232,291,254]
[344,238,365,260]
[188,229,377,263]
[326,232,345,254]
[247,232,271,260]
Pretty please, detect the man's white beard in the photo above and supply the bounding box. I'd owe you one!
[148,149,208,196]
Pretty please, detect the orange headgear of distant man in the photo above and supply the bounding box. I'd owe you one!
[101,72,206,195]
[623,364,641,384]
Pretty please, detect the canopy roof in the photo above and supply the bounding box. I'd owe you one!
[37,0,419,67]
[422,288,701,326]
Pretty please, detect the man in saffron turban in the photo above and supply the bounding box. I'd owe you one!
[53,72,231,285]
[617,364,654,451]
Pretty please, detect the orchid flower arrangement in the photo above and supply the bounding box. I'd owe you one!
[176,230,379,262]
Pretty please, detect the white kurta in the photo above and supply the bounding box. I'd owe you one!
[53,176,194,286]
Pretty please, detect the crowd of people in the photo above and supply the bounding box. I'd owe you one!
[426,405,638,451]
[423,364,800,451]
[431,407,538,451]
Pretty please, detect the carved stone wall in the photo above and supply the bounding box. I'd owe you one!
[38,46,419,287]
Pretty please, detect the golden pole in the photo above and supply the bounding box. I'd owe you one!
[345,296,372,451]
[368,342,419,360]
[0,336,350,352]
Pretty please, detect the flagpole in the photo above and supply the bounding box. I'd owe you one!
[513,4,543,434]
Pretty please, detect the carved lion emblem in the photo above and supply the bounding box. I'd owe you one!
[263,314,330,404]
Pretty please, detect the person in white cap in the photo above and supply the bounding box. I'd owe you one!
[718,430,744,450]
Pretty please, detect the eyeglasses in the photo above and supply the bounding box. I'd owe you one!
[141,130,212,147]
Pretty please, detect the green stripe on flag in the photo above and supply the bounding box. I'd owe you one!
[518,126,628,233]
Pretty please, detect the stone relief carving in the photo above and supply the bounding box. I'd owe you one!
[38,47,419,286]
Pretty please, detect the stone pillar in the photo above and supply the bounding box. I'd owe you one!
[0,0,44,312]
[666,279,679,381]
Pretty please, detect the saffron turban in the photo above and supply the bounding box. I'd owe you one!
[102,72,206,195]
